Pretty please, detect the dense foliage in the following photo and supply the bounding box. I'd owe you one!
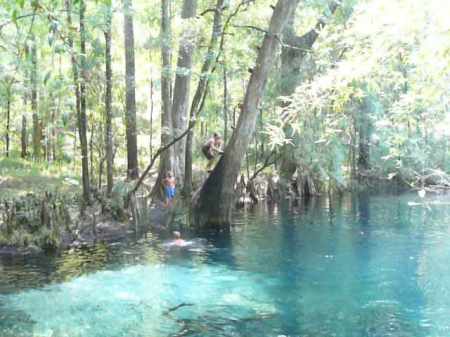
[1,0,449,204]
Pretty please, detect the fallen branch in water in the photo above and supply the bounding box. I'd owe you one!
[164,302,194,315]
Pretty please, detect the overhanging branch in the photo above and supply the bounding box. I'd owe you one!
[128,123,196,199]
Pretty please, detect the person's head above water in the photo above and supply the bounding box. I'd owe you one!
[173,231,181,239]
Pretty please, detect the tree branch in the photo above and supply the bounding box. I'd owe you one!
[232,24,267,34]
[128,123,196,198]
[232,24,313,52]
[286,0,339,50]
[249,150,280,181]
[199,8,218,16]
[0,13,37,31]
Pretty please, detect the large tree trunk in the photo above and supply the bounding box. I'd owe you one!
[193,0,298,228]
[151,0,174,201]
[123,0,139,179]
[171,0,197,185]
[79,0,91,203]
[278,1,339,188]
[183,0,225,198]
[30,35,41,160]
[104,3,114,195]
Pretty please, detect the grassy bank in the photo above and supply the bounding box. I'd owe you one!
[0,158,80,199]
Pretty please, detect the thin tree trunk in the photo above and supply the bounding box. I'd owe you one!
[22,47,29,159]
[104,2,114,195]
[357,96,372,178]
[183,0,225,197]
[193,0,298,228]
[66,0,91,203]
[99,159,104,190]
[151,0,174,201]
[21,114,27,158]
[223,59,228,144]
[31,35,40,160]
[79,0,91,203]
[53,54,63,162]
[51,109,57,161]
[171,0,197,186]
[47,93,53,163]
[123,0,139,179]
[66,0,80,166]
[149,74,154,159]
[6,94,10,157]
[89,123,95,185]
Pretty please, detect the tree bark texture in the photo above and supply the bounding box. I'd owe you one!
[152,0,174,201]
[357,96,372,176]
[183,0,225,198]
[6,95,10,157]
[21,114,27,158]
[171,0,197,185]
[66,0,90,203]
[278,1,339,187]
[223,59,228,144]
[193,0,298,228]
[149,75,154,159]
[79,0,91,203]
[123,0,139,179]
[105,3,114,195]
[31,35,41,160]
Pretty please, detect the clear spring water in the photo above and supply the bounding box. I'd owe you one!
[1,193,450,337]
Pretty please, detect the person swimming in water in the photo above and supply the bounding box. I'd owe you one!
[172,231,187,247]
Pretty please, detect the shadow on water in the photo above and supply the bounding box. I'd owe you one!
[353,192,428,337]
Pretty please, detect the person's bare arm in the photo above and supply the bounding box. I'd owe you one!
[214,141,224,153]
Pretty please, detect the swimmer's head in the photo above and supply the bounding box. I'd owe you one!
[173,231,181,239]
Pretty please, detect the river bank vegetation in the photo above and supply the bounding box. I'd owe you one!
[1,0,449,250]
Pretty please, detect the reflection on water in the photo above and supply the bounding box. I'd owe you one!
[1,193,450,336]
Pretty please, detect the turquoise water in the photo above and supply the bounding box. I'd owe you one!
[1,193,450,337]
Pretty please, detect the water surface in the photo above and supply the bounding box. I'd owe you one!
[1,193,450,337]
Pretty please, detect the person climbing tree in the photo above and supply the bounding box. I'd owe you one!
[202,133,223,172]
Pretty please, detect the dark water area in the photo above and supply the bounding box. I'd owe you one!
[1,192,450,337]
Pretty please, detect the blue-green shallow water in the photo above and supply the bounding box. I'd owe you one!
[1,193,450,337]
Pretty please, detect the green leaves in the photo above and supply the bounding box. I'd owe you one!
[11,9,18,24]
